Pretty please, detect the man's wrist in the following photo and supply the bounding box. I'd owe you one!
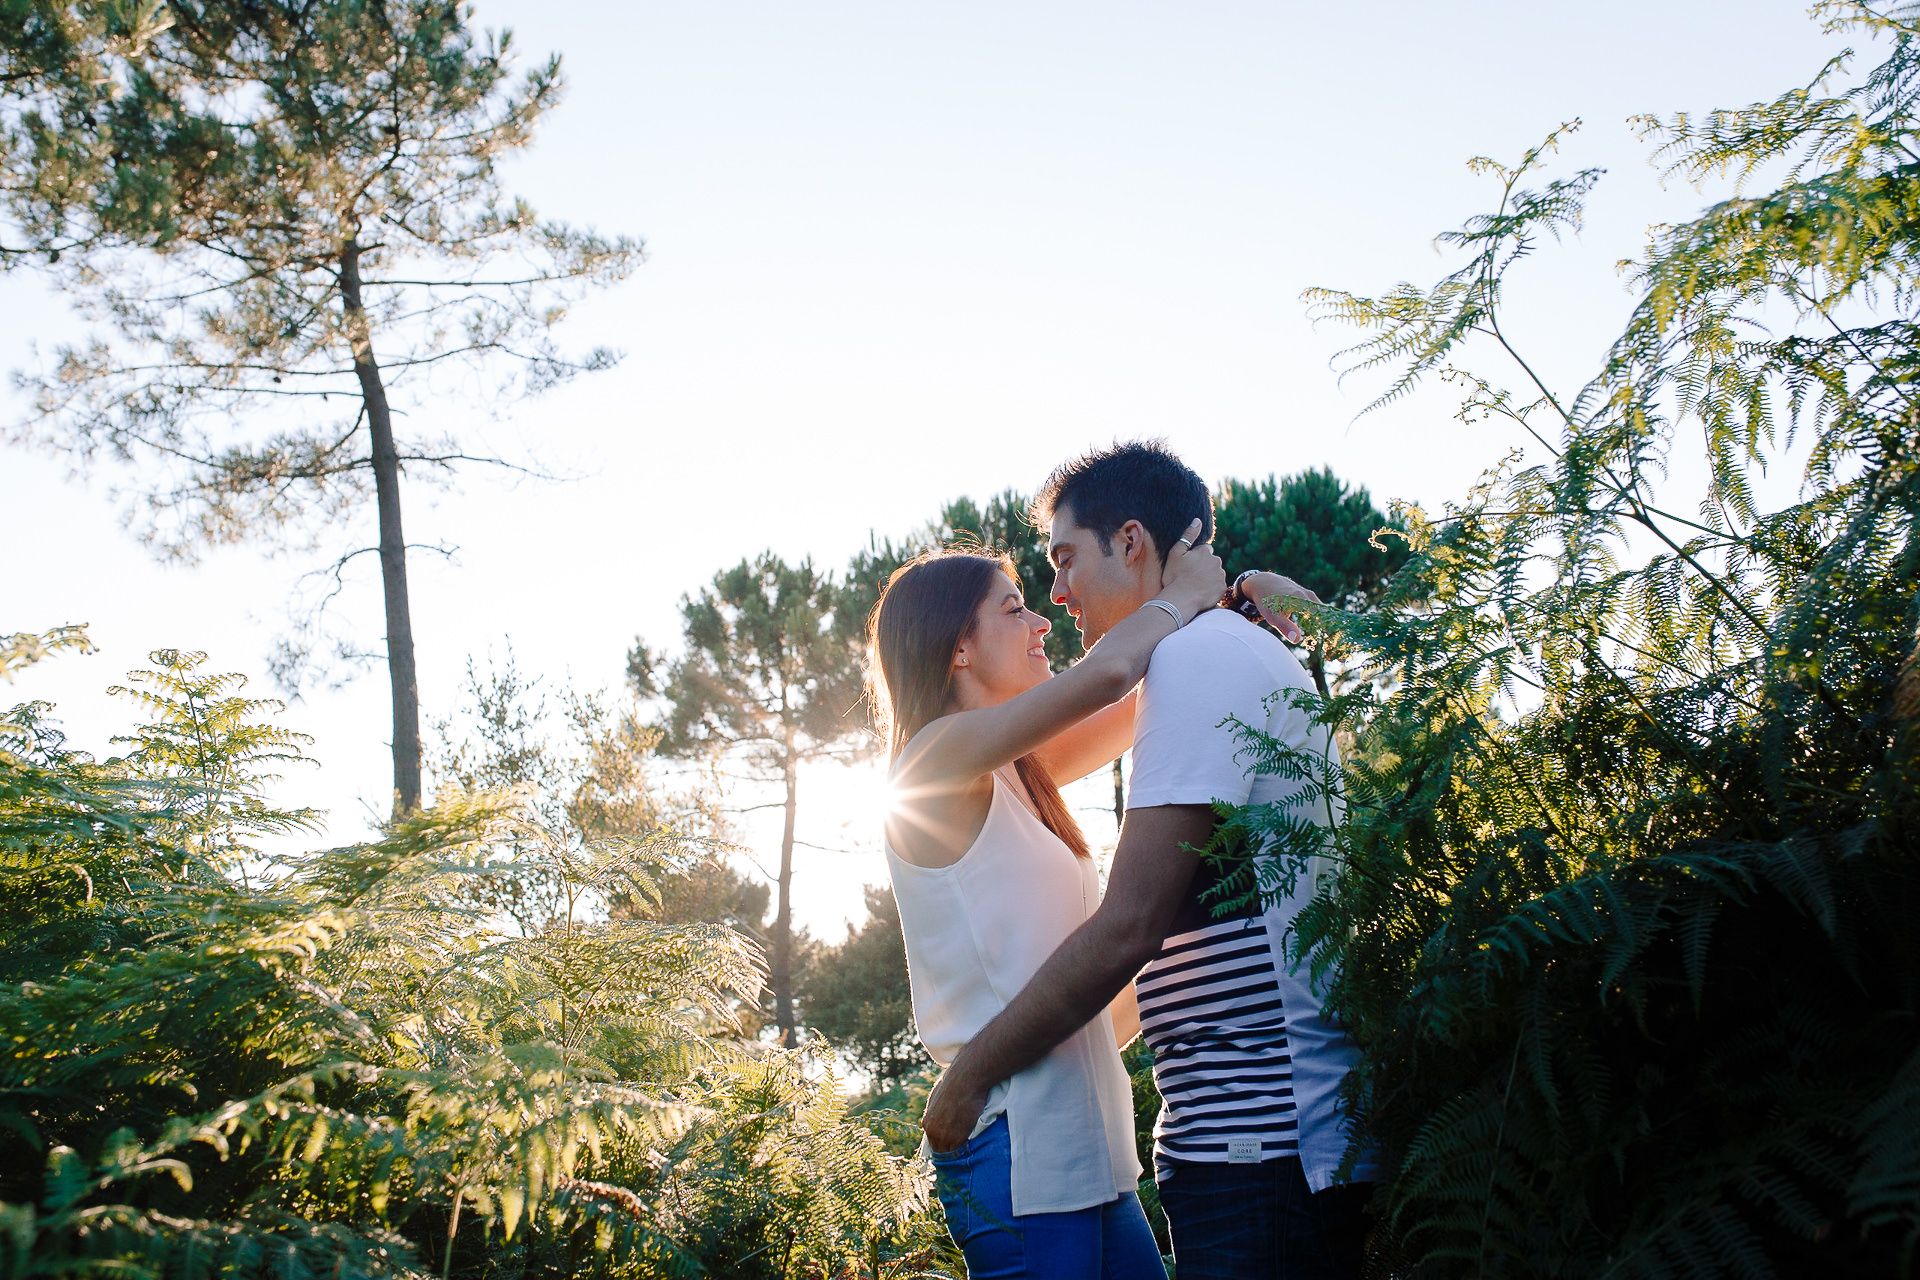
[942,1046,991,1099]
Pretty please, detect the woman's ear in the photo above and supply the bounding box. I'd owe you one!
[953,645,970,668]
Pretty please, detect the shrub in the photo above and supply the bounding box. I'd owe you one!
[1,642,946,1279]
[1210,7,1920,1274]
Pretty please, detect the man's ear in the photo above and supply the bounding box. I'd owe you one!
[1117,520,1153,570]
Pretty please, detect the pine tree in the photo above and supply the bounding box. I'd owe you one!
[841,490,1106,806]
[1213,468,1409,696]
[629,554,870,1048]
[3,0,641,814]
[1213,469,1407,613]
[0,0,178,269]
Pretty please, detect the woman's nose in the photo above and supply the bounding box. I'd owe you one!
[1030,611,1051,636]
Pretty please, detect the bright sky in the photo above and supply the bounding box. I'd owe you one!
[2,1,1850,938]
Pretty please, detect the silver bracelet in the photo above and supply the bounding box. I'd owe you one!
[1141,598,1184,628]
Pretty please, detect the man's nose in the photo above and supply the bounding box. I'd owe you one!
[1049,573,1068,606]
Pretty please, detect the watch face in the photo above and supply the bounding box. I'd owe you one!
[1237,598,1263,622]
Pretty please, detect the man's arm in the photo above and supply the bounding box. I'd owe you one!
[920,802,1216,1151]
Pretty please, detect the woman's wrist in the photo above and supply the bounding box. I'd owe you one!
[1171,578,1225,619]
[1229,570,1267,620]
[1229,570,1317,641]
[1140,598,1186,628]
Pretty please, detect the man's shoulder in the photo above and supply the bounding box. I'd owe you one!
[1150,607,1265,656]
[1148,610,1309,690]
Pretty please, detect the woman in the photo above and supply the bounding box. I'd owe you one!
[869,524,1304,1278]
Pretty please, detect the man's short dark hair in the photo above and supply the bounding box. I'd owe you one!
[1031,440,1213,563]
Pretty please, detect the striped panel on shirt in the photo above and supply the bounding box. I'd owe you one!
[1136,914,1296,1172]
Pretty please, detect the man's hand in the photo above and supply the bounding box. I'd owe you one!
[916,805,1213,1152]
[921,1058,992,1152]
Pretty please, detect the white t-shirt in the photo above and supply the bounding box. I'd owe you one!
[1127,608,1374,1192]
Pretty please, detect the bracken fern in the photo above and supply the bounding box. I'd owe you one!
[1,636,947,1279]
[1211,5,1920,1275]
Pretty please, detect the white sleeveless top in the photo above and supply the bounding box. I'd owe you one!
[886,767,1141,1215]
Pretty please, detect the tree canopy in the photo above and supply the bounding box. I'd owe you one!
[1212,468,1407,612]
[630,554,869,1047]
[799,885,928,1089]
[3,0,641,813]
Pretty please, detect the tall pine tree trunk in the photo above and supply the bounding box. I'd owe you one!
[772,727,799,1046]
[340,239,422,814]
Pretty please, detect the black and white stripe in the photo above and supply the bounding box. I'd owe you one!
[1135,915,1296,1173]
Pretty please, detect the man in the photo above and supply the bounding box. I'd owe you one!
[920,440,1375,1279]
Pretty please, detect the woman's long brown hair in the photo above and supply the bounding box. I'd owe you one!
[867,549,1092,860]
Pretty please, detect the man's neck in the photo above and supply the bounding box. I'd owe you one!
[1087,586,1156,644]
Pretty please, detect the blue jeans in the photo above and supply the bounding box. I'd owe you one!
[929,1117,1166,1279]
[1155,1156,1372,1279]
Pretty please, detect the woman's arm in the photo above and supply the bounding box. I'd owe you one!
[893,525,1223,795]
[1030,572,1324,788]
[1033,688,1138,786]
[1110,982,1141,1049]
[1032,573,1324,790]
[1233,571,1322,642]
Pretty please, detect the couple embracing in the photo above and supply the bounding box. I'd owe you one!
[866,441,1376,1280]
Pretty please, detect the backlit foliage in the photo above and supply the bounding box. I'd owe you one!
[1211,6,1920,1275]
[1,634,947,1279]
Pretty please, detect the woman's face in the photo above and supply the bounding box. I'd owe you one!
[954,574,1053,706]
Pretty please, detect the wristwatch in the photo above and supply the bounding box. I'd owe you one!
[1229,570,1265,622]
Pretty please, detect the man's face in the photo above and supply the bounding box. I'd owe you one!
[1045,501,1156,648]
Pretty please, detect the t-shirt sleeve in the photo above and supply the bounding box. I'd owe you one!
[1125,628,1267,811]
